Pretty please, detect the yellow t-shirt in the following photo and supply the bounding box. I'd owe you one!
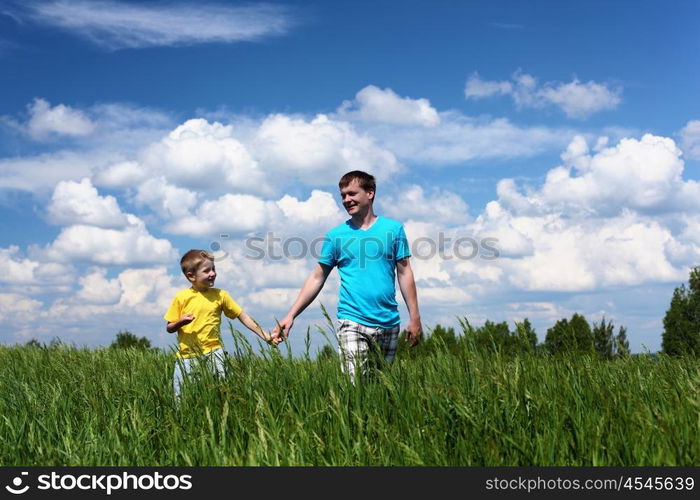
[164,288,242,359]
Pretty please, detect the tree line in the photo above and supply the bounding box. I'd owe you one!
[24,267,700,359]
[396,265,700,359]
[395,315,631,360]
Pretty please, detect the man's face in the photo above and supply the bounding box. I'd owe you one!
[340,179,374,216]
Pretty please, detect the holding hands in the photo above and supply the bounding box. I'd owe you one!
[271,316,294,345]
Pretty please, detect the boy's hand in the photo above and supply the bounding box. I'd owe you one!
[180,313,195,325]
[261,329,282,346]
[261,331,274,345]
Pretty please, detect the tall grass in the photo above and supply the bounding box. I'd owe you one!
[0,322,697,466]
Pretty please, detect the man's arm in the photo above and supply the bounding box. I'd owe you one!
[272,263,332,341]
[396,257,422,346]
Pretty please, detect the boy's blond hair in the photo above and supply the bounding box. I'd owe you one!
[180,249,214,276]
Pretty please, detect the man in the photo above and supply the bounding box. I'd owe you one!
[272,170,422,378]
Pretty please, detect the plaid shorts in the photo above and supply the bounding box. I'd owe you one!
[336,318,400,379]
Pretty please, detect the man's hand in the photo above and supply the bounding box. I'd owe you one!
[406,316,422,347]
[180,313,195,325]
[272,316,294,343]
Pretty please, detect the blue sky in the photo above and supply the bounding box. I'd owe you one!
[1,0,699,354]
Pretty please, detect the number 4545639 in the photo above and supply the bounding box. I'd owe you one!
[623,477,694,491]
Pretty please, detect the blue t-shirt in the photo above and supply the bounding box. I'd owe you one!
[318,216,411,328]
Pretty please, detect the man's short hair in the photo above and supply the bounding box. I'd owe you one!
[339,170,376,194]
[180,249,214,276]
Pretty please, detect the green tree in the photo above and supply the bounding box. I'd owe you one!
[545,313,594,354]
[662,266,700,356]
[593,317,615,359]
[397,323,458,359]
[473,320,511,353]
[569,313,594,353]
[317,344,338,361]
[514,318,538,353]
[614,326,630,358]
[545,318,569,355]
[25,339,45,349]
[110,331,152,350]
[427,324,458,353]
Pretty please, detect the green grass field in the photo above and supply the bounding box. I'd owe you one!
[1,325,697,466]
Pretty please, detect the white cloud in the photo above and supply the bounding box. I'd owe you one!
[337,85,440,127]
[116,267,179,312]
[505,302,571,329]
[538,79,622,119]
[417,286,473,306]
[379,185,470,225]
[16,0,296,50]
[90,103,173,131]
[47,177,129,228]
[134,177,199,219]
[140,118,267,194]
[370,113,571,164]
[94,161,149,188]
[0,94,572,199]
[88,113,401,206]
[244,286,336,314]
[46,266,181,320]
[469,201,535,258]
[491,210,684,291]
[0,293,43,323]
[464,72,513,98]
[216,252,316,290]
[0,150,102,193]
[39,214,177,265]
[75,267,122,305]
[0,100,172,196]
[252,114,401,185]
[0,246,74,291]
[164,189,345,238]
[0,246,40,284]
[499,134,698,216]
[276,190,344,227]
[465,134,700,292]
[165,193,280,237]
[465,71,622,119]
[26,98,95,140]
[679,120,700,160]
[370,133,700,302]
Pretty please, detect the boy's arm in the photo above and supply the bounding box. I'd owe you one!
[397,257,422,346]
[272,263,332,341]
[166,314,194,333]
[237,311,272,343]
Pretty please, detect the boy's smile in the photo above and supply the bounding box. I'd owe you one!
[189,261,217,291]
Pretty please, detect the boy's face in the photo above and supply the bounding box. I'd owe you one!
[187,260,216,291]
[340,179,374,216]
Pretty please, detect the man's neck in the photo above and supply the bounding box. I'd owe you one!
[351,207,377,229]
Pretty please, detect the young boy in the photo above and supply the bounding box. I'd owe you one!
[165,249,272,399]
